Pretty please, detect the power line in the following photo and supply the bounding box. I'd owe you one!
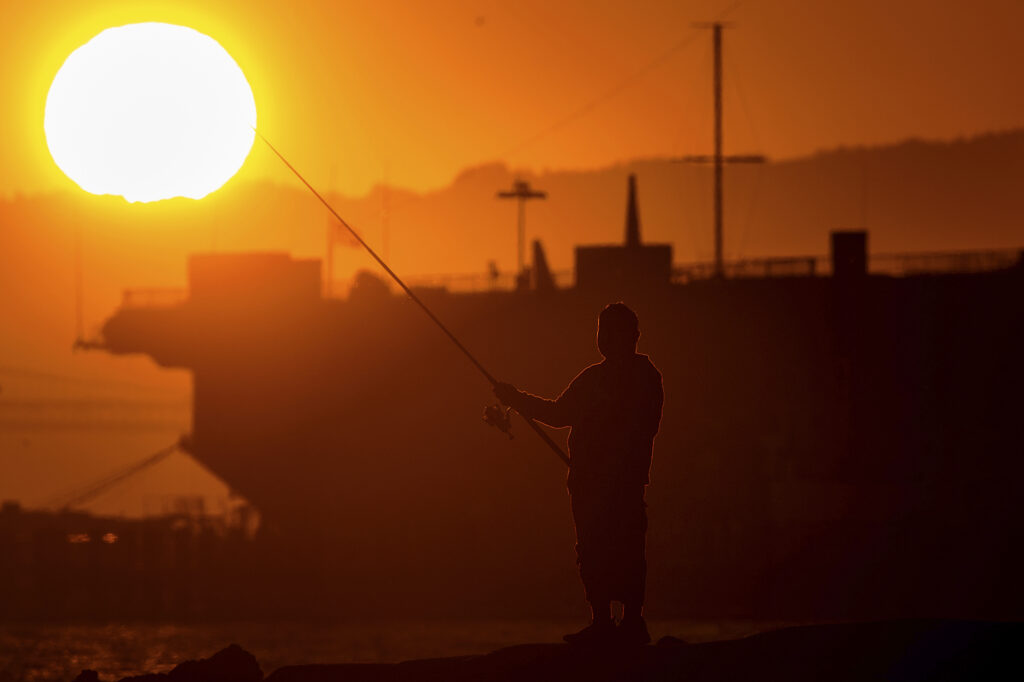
[385,3,745,219]
[496,32,704,160]
[47,440,182,510]
[497,0,746,159]
[376,27,691,218]
[726,38,762,156]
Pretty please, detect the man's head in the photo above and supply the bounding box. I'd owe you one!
[597,302,640,360]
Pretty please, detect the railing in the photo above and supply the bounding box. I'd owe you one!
[671,248,1023,283]
[120,248,1023,307]
[869,249,1023,276]
[402,269,574,293]
[403,271,517,292]
[673,257,820,283]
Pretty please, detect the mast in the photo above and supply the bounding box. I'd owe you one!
[679,23,765,278]
[713,23,724,277]
[497,179,547,278]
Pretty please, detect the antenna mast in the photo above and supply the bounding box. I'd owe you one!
[713,23,724,276]
[497,179,547,280]
[679,23,765,277]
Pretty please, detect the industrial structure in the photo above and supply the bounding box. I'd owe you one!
[84,173,1024,619]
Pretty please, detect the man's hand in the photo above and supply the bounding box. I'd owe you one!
[493,381,520,407]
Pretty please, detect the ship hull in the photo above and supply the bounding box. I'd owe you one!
[100,263,1024,619]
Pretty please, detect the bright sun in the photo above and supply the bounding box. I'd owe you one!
[45,23,257,203]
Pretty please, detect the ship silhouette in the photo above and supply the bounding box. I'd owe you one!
[91,175,1024,620]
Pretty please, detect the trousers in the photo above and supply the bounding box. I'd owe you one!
[569,480,647,606]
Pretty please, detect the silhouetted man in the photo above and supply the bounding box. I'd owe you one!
[495,302,663,645]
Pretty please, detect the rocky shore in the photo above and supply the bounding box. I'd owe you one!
[72,619,1022,682]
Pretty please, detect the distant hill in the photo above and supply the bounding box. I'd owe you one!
[3,128,1022,366]
[356,128,1024,273]
[5,127,1023,301]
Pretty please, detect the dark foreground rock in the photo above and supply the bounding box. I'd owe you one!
[266,620,1023,682]
[77,620,1023,682]
[71,644,262,682]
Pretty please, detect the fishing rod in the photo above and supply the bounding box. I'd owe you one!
[254,130,569,467]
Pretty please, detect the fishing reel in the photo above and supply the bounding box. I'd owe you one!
[483,403,514,439]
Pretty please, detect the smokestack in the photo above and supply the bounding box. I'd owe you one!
[625,174,641,247]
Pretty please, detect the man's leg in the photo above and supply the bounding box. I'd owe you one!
[617,486,651,644]
[591,598,612,624]
[564,483,616,643]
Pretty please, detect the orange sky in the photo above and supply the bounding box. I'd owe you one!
[3,0,1023,199]
[2,0,1023,516]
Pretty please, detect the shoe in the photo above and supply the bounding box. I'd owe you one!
[617,616,651,645]
[563,619,615,645]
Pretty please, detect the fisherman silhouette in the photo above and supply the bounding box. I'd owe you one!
[495,302,663,645]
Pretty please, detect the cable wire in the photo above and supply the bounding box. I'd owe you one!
[48,441,180,510]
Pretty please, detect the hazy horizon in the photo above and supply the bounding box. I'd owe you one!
[3,126,1021,205]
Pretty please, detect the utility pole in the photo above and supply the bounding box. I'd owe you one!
[497,179,547,277]
[679,23,765,278]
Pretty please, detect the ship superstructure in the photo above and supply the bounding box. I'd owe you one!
[94,176,1024,619]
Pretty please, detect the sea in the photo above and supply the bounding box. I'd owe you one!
[0,619,786,681]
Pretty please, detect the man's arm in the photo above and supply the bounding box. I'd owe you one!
[494,373,586,428]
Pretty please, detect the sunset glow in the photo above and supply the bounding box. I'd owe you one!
[44,22,256,202]
[1,1,1022,657]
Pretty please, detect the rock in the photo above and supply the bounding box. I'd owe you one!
[119,644,262,682]
[168,644,262,682]
[655,635,688,647]
[264,620,1024,682]
[91,620,1023,682]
